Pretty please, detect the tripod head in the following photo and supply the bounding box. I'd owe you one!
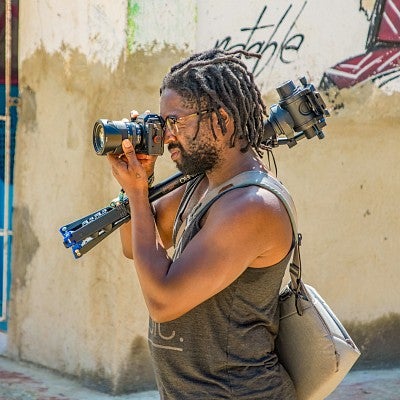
[264,76,330,148]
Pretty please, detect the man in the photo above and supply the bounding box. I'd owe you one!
[107,49,296,399]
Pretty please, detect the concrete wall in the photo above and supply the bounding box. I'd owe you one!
[8,0,400,393]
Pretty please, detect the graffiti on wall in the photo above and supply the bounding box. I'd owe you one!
[212,0,399,91]
[321,0,400,89]
[214,3,307,78]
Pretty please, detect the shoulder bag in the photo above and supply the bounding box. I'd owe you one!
[271,181,361,400]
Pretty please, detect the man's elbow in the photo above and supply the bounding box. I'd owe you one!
[147,299,183,323]
[122,246,134,259]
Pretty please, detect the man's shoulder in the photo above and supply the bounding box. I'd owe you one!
[210,184,288,223]
[216,170,290,209]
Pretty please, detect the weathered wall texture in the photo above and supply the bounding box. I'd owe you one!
[8,0,400,393]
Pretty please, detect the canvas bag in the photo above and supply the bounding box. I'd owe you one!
[175,171,360,400]
[268,179,361,400]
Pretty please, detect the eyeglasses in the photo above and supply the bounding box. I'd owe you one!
[162,109,211,135]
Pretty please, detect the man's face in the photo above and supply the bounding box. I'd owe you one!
[160,88,225,176]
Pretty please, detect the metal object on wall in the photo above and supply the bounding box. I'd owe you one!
[0,0,15,325]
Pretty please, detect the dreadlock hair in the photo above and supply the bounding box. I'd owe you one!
[160,49,269,156]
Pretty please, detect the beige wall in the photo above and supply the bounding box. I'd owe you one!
[8,0,400,393]
[275,87,400,320]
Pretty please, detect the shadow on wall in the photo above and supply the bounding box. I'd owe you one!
[344,313,400,370]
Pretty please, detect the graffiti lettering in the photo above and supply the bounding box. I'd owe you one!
[214,2,307,77]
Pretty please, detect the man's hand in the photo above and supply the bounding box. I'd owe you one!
[107,139,156,196]
[107,109,158,194]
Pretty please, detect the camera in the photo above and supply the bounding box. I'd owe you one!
[93,112,164,156]
[264,76,329,148]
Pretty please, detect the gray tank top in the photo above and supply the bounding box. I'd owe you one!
[148,172,297,399]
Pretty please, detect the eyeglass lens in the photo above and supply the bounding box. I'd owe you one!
[163,110,210,135]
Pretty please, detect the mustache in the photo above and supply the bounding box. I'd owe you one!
[168,143,182,151]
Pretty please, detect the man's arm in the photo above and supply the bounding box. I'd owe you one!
[109,140,292,323]
[127,185,292,323]
[119,184,186,258]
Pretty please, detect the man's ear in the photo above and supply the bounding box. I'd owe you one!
[217,108,233,134]
[218,108,230,125]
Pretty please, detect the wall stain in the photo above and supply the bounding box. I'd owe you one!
[80,366,114,394]
[13,44,188,393]
[344,313,400,369]
[18,86,37,131]
[114,336,156,394]
[11,206,40,289]
[363,209,371,217]
[16,44,186,206]
[80,337,155,395]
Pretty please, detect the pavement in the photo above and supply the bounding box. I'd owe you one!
[0,356,159,400]
[326,368,400,400]
[0,332,398,400]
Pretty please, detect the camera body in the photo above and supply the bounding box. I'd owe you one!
[264,77,330,148]
[93,113,164,156]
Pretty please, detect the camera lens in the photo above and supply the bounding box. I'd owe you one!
[93,123,106,154]
[93,119,142,155]
[93,119,127,155]
[93,120,117,155]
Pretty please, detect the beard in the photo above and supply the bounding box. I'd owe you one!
[169,141,222,176]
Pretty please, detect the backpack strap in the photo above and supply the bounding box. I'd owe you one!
[172,174,204,245]
[184,171,298,232]
[174,171,302,290]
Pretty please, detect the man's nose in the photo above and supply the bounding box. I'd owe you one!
[163,127,177,144]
